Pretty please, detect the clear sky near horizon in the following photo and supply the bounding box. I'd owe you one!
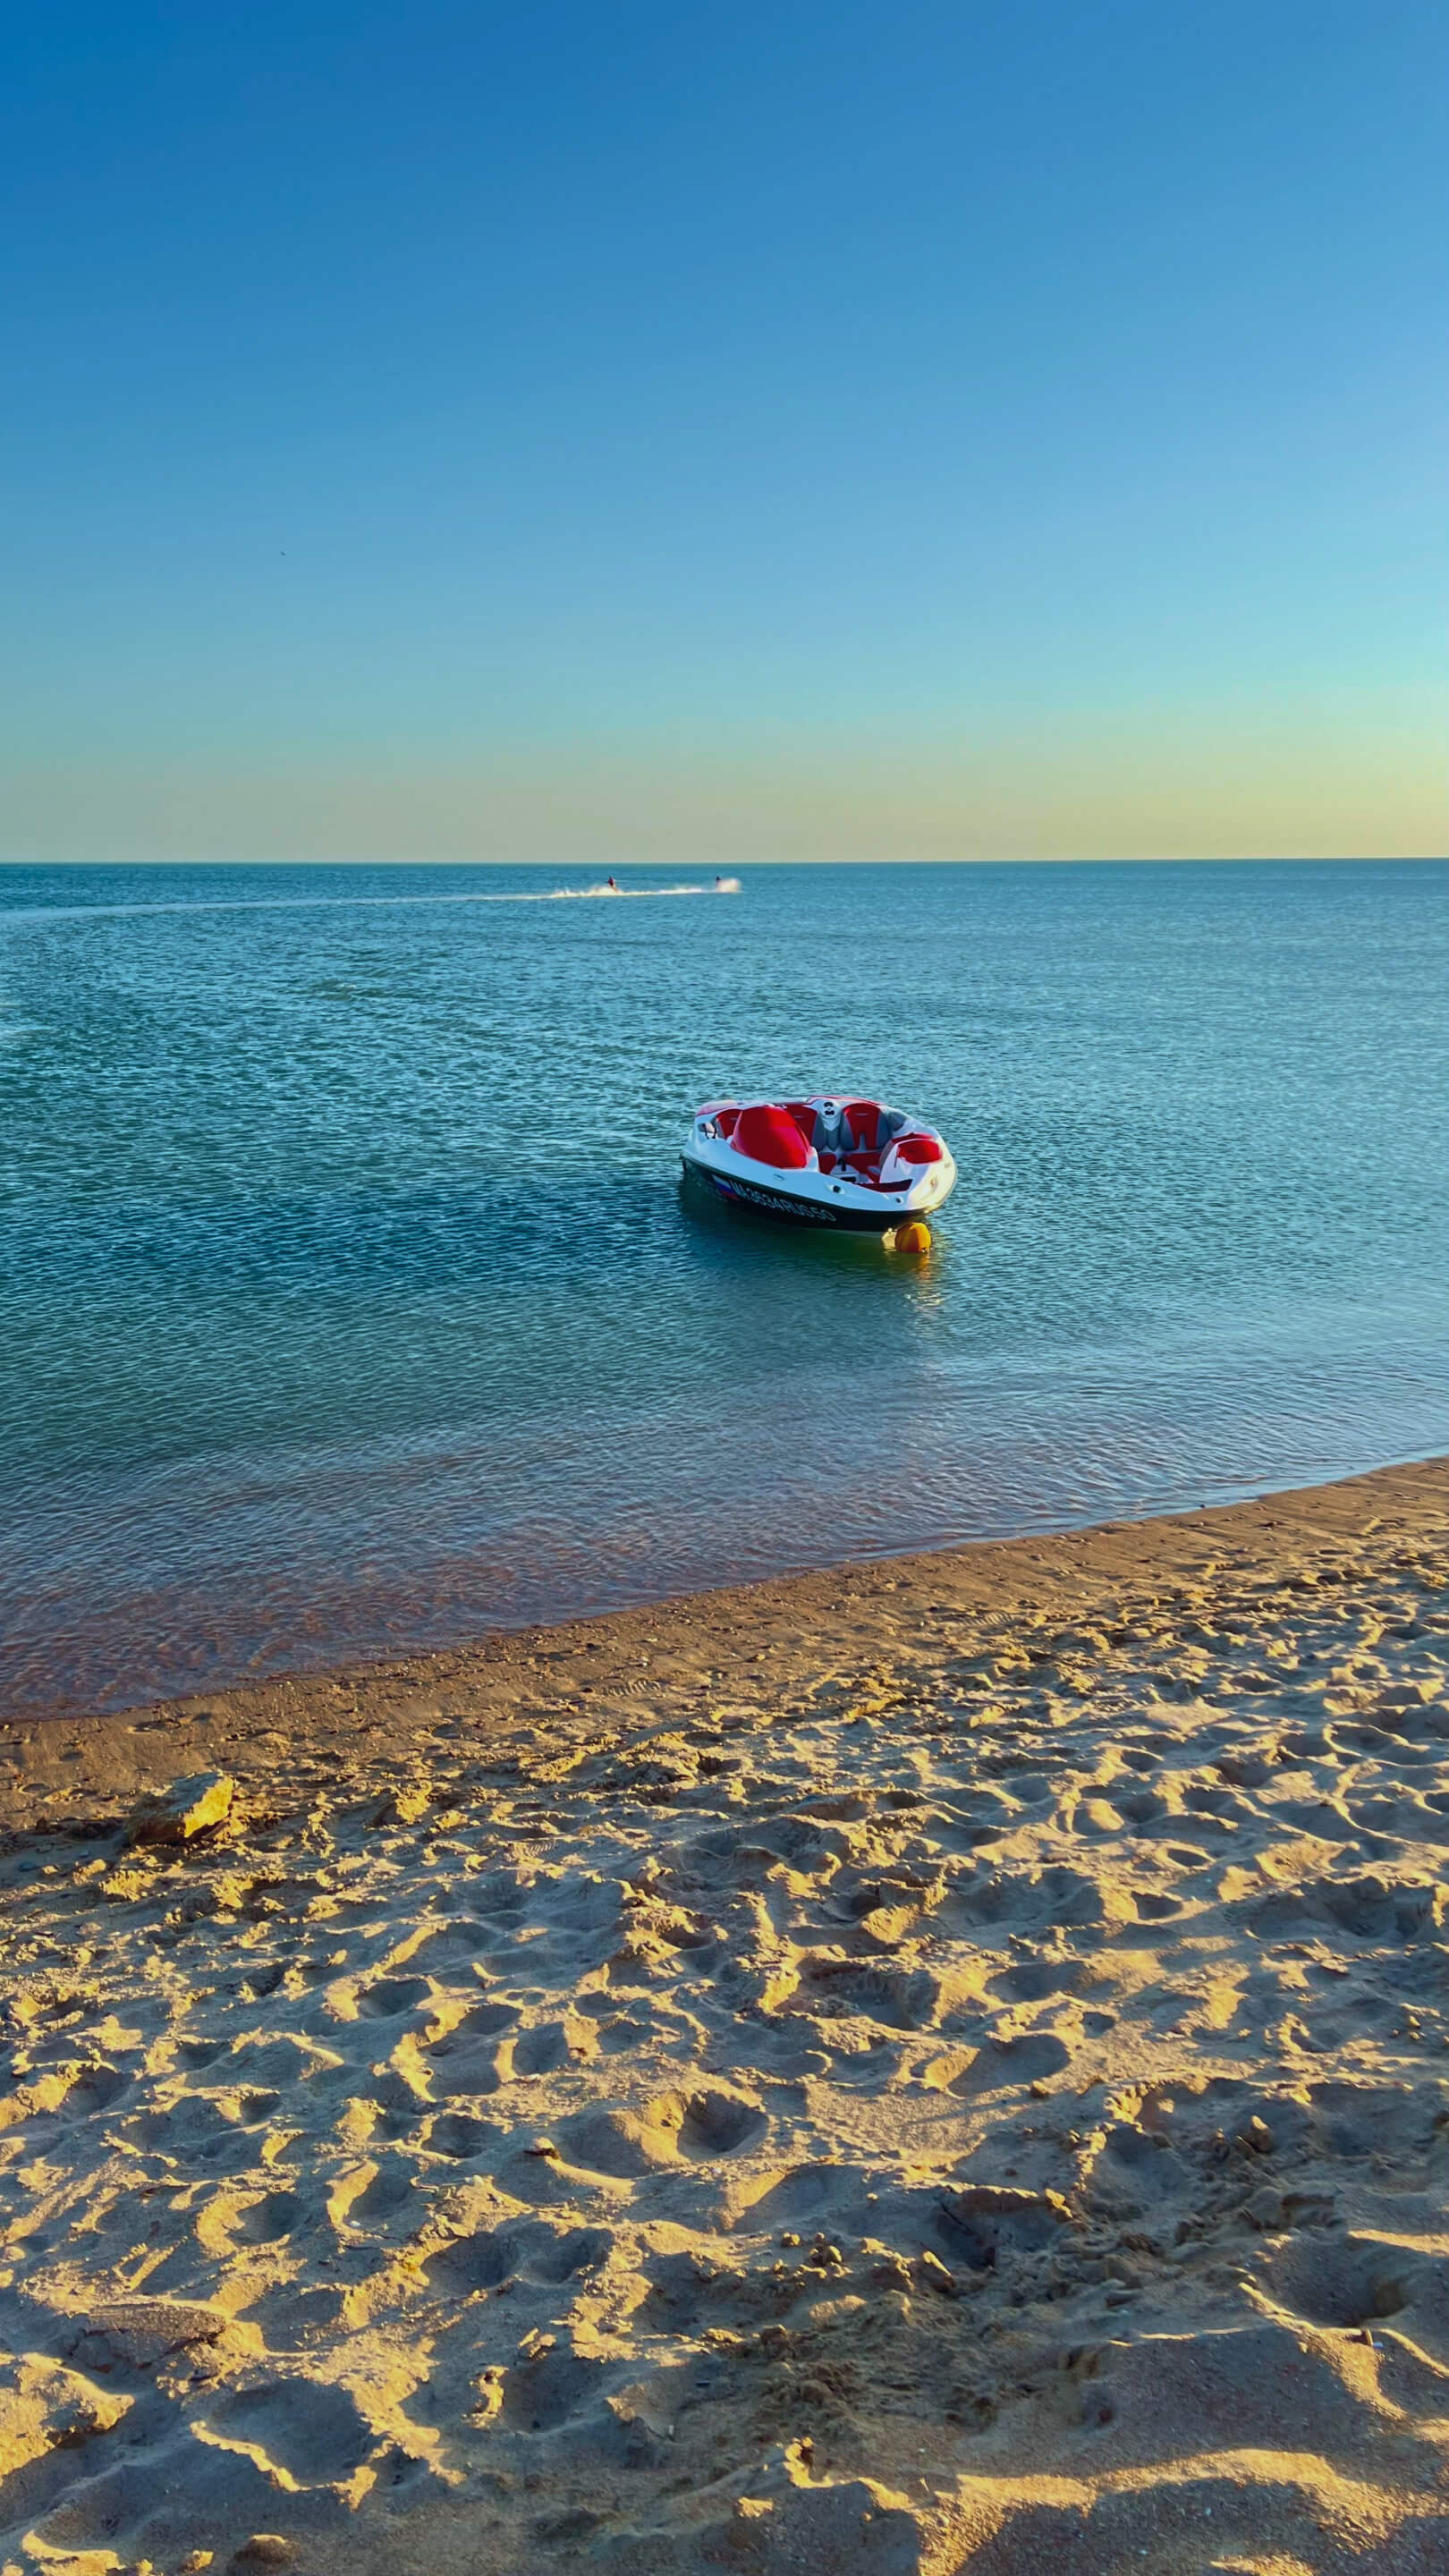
[4,1,1446,862]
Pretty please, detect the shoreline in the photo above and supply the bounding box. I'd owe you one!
[4,1452,1449,2573]
[16,1443,1449,1738]
[4,1453,1448,1805]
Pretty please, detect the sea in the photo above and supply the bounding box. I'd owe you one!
[4,858,1448,1721]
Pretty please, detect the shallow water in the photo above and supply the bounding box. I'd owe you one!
[4,857,1448,1718]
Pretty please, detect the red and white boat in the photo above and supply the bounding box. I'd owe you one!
[682,1095,956,1235]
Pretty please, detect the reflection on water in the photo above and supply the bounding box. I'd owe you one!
[3,858,1448,1718]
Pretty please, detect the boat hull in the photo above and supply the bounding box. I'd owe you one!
[681,1148,954,1233]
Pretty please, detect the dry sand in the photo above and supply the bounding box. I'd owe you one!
[4,1459,1449,2574]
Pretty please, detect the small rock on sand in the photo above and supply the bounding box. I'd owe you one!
[82,2298,228,2368]
[127,1771,234,1845]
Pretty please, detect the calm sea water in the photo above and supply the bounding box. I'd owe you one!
[4,859,1448,1720]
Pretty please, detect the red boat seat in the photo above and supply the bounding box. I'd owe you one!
[890,1131,944,1165]
[840,1099,884,1150]
[733,1102,814,1168]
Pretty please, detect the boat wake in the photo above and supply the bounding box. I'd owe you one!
[6,880,743,925]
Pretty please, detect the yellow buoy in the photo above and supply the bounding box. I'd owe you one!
[892,1220,932,1255]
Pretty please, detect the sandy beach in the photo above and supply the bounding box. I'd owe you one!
[4,1456,1449,2573]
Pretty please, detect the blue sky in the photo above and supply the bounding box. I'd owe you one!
[4,0,1445,857]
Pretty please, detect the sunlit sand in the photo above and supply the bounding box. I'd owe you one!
[4,1460,1449,2571]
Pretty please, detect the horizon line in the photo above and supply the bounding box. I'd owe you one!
[4,852,1449,869]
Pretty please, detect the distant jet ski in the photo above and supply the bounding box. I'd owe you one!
[682,1094,955,1235]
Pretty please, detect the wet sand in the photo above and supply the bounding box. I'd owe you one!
[4,1456,1449,2572]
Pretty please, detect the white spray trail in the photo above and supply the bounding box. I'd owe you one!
[4,881,743,926]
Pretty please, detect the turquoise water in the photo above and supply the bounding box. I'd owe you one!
[4,858,1448,1720]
